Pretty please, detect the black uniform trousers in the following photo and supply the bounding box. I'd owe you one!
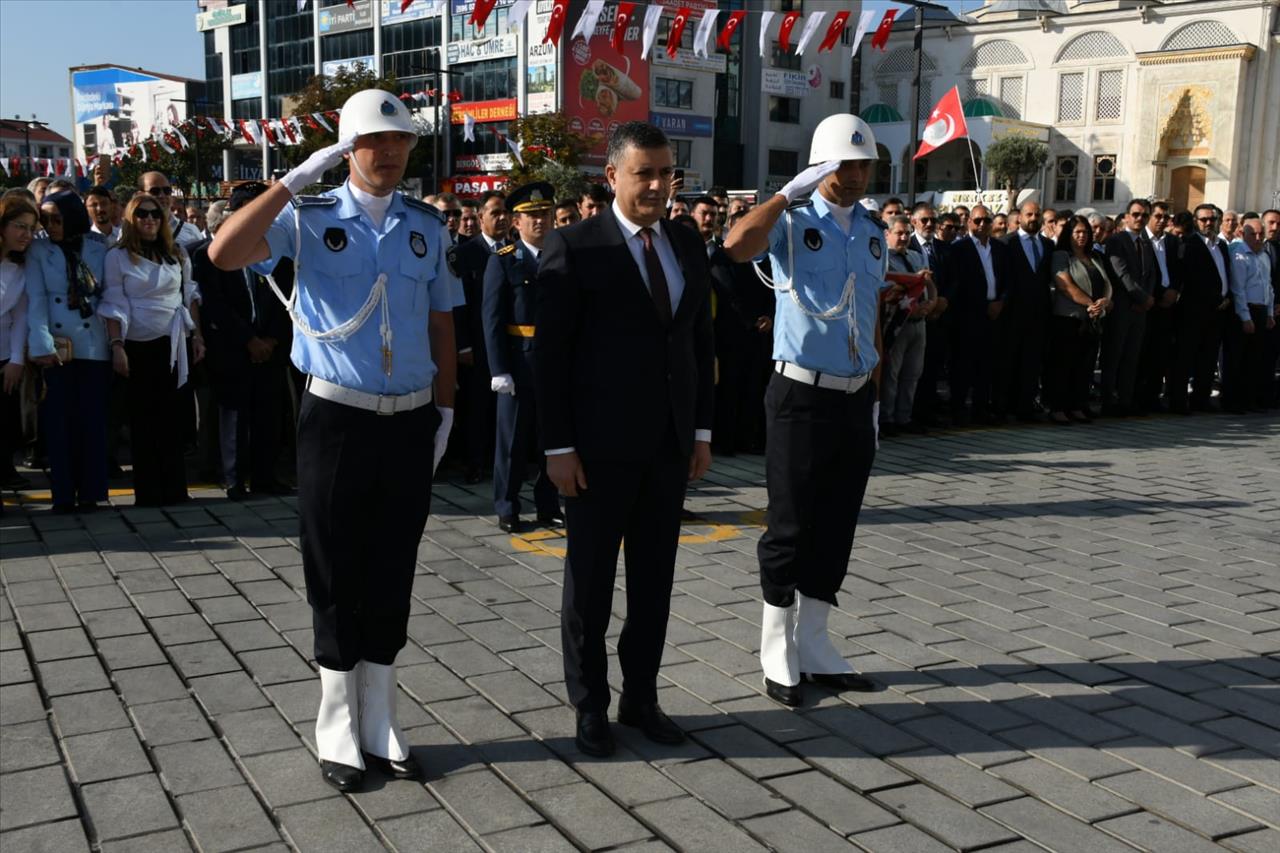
[1169,300,1226,409]
[1045,315,1101,413]
[125,338,189,506]
[1222,306,1272,412]
[993,306,1046,416]
[560,421,687,713]
[492,348,557,519]
[298,391,441,672]
[757,374,875,608]
[458,354,495,477]
[1100,292,1147,410]
[41,359,110,508]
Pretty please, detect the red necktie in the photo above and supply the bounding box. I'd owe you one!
[639,227,672,325]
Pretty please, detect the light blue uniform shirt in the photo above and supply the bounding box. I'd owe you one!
[259,182,464,395]
[767,193,889,377]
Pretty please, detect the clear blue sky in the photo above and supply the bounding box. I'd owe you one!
[0,0,976,141]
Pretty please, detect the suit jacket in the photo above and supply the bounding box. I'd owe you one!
[708,242,772,336]
[193,245,292,379]
[947,235,1010,321]
[1000,231,1055,315]
[1104,229,1160,306]
[535,207,714,464]
[453,234,501,358]
[910,234,952,301]
[482,239,539,378]
[1173,232,1231,308]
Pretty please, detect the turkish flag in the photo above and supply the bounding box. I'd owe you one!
[667,6,692,59]
[870,9,898,51]
[818,11,850,52]
[717,10,746,49]
[611,2,635,53]
[469,0,498,29]
[544,0,569,45]
[913,86,969,160]
[777,11,802,53]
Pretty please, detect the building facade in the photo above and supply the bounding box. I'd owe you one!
[0,119,72,163]
[859,0,1280,214]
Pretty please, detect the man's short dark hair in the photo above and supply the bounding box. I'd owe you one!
[479,190,506,208]
[691,195,717,211]
[1172,211,1195,231]
[910,201,934,216]
[1194,203,1216,218]
[555,200,578,214]
[605,121,670,168]
[953,205,969,214]
[1125,198,1150,213]
[1262,208,1280,218]
[460,199,479,211]
[85,186,114,202]
[580,183,610,204]
[671,214,699,233]
[1152,200,1171,213]
[1242,210,1260,221]
[883,197,904,209]
[940,212,960,226]
[708,186,728,201]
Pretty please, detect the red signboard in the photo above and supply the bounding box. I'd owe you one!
[564,1,650,167]
[451,98,519,125]
[443,174,510,198]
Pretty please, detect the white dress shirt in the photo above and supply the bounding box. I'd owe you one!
[612,200,686,313]
[91,223,122,246]
[99,247,200,387]
[1204,234,1229,297]
[972,235,997,301]
[0,260,28,364]
[1146,227,1170,289]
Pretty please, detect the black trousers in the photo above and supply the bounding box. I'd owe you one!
[230,362,286,490]
[1222,306,1272,411]
[993,306,1046,415]
[950,315,995,416]
[560,423,688,712]
[758,374,875,608]
[913,316,948,421]
[713,323,769,453]
[41,360,110,507]
[0,360,21,478]
[298,391,441,671]
[492,349,557,519]
[1169,301,1225,408]
[1136,303,1176,409]
[456,358,495,476]
[1046,316,1100,413]
[1100,296,1147,409]
[125,338,190,506]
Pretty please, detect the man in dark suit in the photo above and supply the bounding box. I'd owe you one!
[482,182,562,532]
[1168,206,1230,413]
[910,203,951,428]
[1134,200,1181,412]
[1101,199,1160,415]
[193,181,292,497]
[1261,209,1280,407]
[996,201,1054,421]
[947,205,1009,425]
[452,191,508,482]
[537,122,714,757]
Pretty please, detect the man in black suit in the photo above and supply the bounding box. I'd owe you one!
[1169,206,1231,412]
[192,181,292,497]
[536,122,714,757]
[1261,209,1280,407]
[1134,200,1181,412]
[910,203,951,427]
[996,201,1054,421]
[1101,199,1159,415]
[947,205,1009,425]
[452,191,509,482]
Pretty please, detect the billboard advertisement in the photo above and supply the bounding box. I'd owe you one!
[380,0,442,25]
[564,1,649,167]
[71,66,189,159]
[319,0,373,34]
[526,6,558,115]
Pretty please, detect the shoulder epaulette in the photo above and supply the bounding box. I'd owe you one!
[403,196,445,223]
[787,199,814,211]
[496,243,516,256]
[293,195,337,208]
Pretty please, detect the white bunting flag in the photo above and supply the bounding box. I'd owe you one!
[506,133,524,167]
[313,112,333,133]
[463,112,476,142]
[507,0,534,32]
[570,0,605,45]
[297,0,307,12]
[640,4,663,60]
[794,11,826,55]
[849,10,876,57]
[758,10,776,58]
[692,9,718,58]
[0,158,8,177]
[171,125,190,150]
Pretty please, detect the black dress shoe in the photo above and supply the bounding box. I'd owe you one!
[464,467,483,485]
[764,678,802,707]
[617,698,685,745]
[575,710,615,757]
[226,485,248,501]
[803,672,881,692]
[536,511,566,527]
[320,760,364,792]
[498,516,521,533]
[364,752,422,781]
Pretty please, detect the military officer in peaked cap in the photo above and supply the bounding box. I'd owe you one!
[725,113,888,708]
[484,181,564,532]
[209,89,463,793]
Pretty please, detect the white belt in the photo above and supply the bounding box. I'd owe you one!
[306,376,432,415]
[775,361,869,394]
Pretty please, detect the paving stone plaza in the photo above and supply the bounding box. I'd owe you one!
[2,415,1278,852]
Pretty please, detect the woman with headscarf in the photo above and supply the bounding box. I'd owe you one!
[99,193,205,507]
[25,191,112,512]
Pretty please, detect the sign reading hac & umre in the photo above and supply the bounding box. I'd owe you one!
[447,33,519,65]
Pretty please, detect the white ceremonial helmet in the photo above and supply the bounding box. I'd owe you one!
[338,89,418,148]
[809,114,878,165]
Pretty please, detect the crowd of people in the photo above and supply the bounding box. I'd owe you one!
[1,169,1277,516]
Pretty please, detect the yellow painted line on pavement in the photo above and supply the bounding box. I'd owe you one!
[508,511,766,558]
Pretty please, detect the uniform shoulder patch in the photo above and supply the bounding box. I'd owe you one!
[496,244,516,256]
[403,195,445,223]
[293,195,338,208]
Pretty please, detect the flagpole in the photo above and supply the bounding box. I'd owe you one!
[906,3,923,207]
[967,140,981,194]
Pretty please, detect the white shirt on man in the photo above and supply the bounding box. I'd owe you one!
[971,235,997,301]
[612,200,685,313]
[1204,234,1229,297]
[1146,226,1170,289]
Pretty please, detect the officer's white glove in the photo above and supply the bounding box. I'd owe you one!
[432,407,454,475]
[778,161,841,205]
[490,374,515,396]
[872,401,881,450]
[280,133,356,196]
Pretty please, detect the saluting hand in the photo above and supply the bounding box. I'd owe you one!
[779,161,841,205]
[548,451,588,497]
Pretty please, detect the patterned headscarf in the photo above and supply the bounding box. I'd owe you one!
[43,191,98,318]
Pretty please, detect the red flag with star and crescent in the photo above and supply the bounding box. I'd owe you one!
[777,11,802,53]
[819,10,850,52]
[913,86,969,160]
[667,7,692,59]
[717,10,747,49]
[469,0,498,29]
[870,9,898,51]
[544,0,569,45]
[611,2,636,53]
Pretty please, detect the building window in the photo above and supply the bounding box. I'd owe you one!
[452,58,517,103]
[654,78,693,110]
[1092,154,1117,202]
[1054,156,1078,204]
[1095,69,1123,121]
[771,41,802,71]
[768,148,798,176]
[829,80,845,100]
[1057,72,1084,123]
[768,96,801,124]
[998,76,1023,119]
[450,6,510,41]
[671,139,693,168]
[877,82,898,113]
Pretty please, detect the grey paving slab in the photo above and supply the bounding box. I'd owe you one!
[0,819,92,853]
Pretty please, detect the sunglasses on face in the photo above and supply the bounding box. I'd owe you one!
[147,186,174,196]
[1129,210,1149,218]
[971,217,991,225]
[916,216,935,223]
[1196,217,1216,223]
[134,208,164,220]
[1151,212,1167,220]
[443,209,461,218]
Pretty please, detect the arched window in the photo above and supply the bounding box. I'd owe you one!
[962,40,1031,70]
[1055,31,1127,64]
[1160,21,1240,52]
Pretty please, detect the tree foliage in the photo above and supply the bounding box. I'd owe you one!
[504,113,592,200]
[983,136,1048,208]
[111,126,232,199]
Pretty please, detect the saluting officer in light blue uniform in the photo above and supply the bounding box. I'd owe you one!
[209,89,462,794]
[725,114,887,708]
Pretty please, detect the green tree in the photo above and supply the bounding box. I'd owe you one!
[983,136,1049,211]
[112,125,232,200]
[504,113,591,200]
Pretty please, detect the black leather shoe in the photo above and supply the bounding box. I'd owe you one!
[226,485,247,501]
[575,710,616,757]
[364,752,422,781]
[804,672,881,692]
[320,760,364,792]
[764,678,802,707]
[536,511,566,527]
[617,699,685,745]
[498,516,521,533]
[464,467,483,485]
